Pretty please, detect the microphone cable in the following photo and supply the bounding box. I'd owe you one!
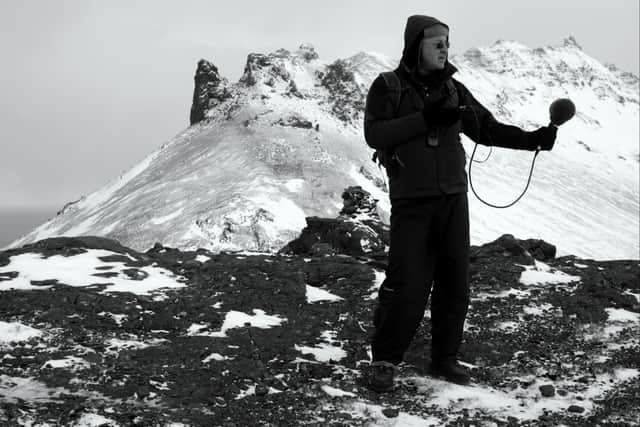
[465,104,542,209]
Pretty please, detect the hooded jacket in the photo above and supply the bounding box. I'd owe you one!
[364,15,550,200]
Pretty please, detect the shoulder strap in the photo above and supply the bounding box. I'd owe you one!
[379,71,402,115]
[449,78,467,133]
[449,78,464,107]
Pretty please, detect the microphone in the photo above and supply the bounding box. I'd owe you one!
[549,98,576,126]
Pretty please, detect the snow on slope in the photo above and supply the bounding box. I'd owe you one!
[449,37,639,260]
[6,40,639,259]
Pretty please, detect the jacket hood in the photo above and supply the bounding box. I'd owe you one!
[402,15,449,60]
[399,15,455,85]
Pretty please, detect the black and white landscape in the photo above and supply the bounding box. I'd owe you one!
[1,33,639,426]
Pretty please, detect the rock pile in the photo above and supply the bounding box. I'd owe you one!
[281,186,387,257]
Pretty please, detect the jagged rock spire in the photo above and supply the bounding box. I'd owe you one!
[190,59,232,125]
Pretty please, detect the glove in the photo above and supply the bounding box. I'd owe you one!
[422,99,461,127]
[528,124,557,151]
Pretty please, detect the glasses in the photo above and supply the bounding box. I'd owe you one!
[426,40,450,49]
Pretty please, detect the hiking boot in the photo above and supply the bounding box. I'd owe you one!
[428,359,470,385]
[368,361,398,392]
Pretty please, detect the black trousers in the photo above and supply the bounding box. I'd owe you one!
[371,192,470,365]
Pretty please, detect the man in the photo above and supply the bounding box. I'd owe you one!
[364,15,557,392]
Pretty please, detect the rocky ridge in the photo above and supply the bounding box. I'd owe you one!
[6,37,639,261]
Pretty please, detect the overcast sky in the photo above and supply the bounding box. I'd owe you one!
[1,0,638,211]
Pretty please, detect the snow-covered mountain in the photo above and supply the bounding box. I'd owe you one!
[7,38,639,259]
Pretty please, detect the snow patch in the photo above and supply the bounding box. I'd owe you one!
[295,343,347,362]
[519,261,581,285]
[306,285,344,303]
[367,269,385,299]
[234,385,282,400]
[295,331,346,362]
[195,254,211,263]
[0,321,42,343]
[284,178,305,192]
[105,337,168,355]
[244,194,306,234]
[71,412,119,426]
[523,303,555,315]
[605,308,640,322]
[474,288,532,300]
[188,309,286,338]
[203,353,229,363]
[496,321,519,330]
[625,291,640,303]
[321,384,356,397]
[0,249,187,295]
[42,356,90,371]
[97,312,128,326]
[346,401,441,426]
[0,375,75,403]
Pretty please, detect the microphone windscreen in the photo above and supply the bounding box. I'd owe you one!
[550,98,576,126]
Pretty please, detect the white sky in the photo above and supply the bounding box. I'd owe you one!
[0,0,638,210]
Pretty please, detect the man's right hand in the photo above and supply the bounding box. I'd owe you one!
[422,101,462,127]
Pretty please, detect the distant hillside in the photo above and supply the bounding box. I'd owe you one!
[6,38,638,260]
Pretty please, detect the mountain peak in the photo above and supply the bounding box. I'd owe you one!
[489,36,583,51]
[238,43,321,89]
[563,35,583,50]
[490,39,528,50]
[296,43,319,61]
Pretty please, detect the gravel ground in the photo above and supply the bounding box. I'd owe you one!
[0,229,638,426]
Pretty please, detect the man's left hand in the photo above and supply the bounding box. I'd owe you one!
[528,124,557,151]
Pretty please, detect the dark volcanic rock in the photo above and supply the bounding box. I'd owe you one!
[521,238,556,261]
[316,59,365,124]
[539,384,556,397]
[190,59,233,125]
[280,216,383,257]
[281,186,387,257]
[239,51,291,87]
[382,407,400,418]
[340,186,379,219]
[2,235,150,265]
[1,215,639,425]
[471,233,540,265]
[546,273,638,323]
[285,79,304,98]
[297,43,319,62]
